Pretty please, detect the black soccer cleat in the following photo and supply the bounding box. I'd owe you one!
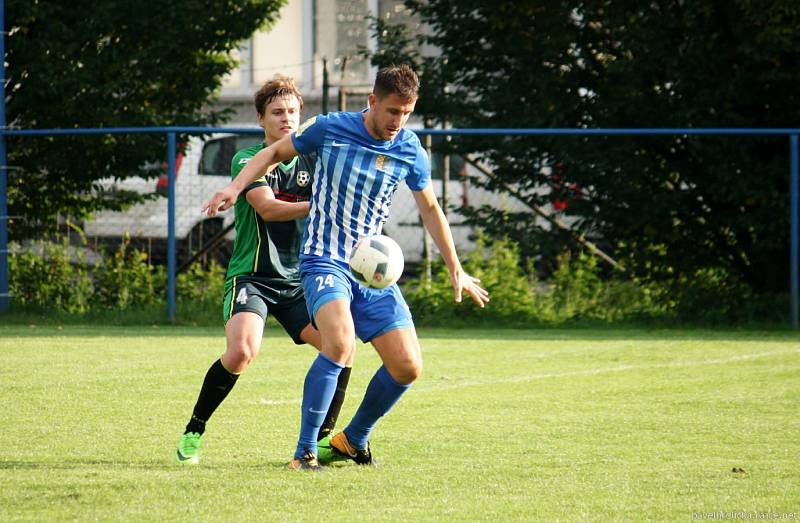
[329,431,377,466]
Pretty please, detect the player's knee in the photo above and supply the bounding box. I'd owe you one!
[408,359,423,381]
[322,338,353,363]
[391,358,422,384]
[225,341,259,372]
[321,325,355,363]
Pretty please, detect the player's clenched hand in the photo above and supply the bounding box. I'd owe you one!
[450,267,489,308]
[201,185,241,217]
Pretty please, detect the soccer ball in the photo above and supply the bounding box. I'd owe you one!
[349,235,404,289]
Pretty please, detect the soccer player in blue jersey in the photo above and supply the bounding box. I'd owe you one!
[203,64,489,470]
[176,76,353,465]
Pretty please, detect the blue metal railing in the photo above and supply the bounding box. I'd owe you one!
[0,126,798,327]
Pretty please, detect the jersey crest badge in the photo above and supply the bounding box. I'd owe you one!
[296,170,310,187]
[376,155,388,172]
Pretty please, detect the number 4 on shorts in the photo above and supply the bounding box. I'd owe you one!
[236,287,248,305]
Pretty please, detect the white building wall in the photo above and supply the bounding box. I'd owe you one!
[251,1,306,86]
[218,0,421,122]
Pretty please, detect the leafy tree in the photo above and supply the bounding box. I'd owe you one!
[370,1,800,295]
[5,0,285,239]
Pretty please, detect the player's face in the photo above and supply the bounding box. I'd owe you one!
[258,94,301,145]
[367,92,416,141]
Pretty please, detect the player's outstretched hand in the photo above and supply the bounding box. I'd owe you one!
[450,268,489,308]
[201,185,241,217]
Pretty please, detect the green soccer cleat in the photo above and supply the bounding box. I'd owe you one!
[176,432,202,464]
[316,435,348,466]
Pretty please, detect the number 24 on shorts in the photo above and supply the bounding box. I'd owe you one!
[316,274,334,290]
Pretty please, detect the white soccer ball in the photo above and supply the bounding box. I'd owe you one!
[349,235,404,289]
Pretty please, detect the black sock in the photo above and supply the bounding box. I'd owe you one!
[318,366,351,441]
[185,359,239,435]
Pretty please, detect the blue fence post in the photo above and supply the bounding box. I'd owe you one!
[791,134,799,329]
[167,131,177,322]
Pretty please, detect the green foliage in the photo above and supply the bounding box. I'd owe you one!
[176,260,227,325]
[9,239,93,314]
[8,235,227,321]
[546,252,605,321]
[5,233,786,327]
[405,237,538,325]
[370,1,799,298]
[405,236,662,326]
[541,252,663,324]
[176,260,226,305]
[646,266,788,326]
[93,236,165,309]
[5,0,286,239]
[404,236,786,326]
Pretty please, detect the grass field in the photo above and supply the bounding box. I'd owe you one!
[0,324,798,521]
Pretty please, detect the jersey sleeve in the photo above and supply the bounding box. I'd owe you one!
[291,114,328,154]
[406,141,431,192]
[231,150,267,194]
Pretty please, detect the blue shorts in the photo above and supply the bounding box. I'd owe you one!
[301,257,414,342]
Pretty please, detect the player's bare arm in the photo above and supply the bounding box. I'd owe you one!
[247,186,310,222]
[412,186,489,308]
[202,134,299,217]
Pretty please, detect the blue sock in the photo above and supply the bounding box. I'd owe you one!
[295,353,343,458]
[344,366,411,449]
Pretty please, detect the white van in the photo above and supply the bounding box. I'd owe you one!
[83,133,262,266]
[83,133,532,268]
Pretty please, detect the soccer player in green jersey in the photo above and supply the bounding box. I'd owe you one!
[176,76,353,464]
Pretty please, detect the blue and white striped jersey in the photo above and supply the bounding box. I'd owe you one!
[291,111,430,263]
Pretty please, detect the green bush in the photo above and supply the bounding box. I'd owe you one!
[646,266,787,325]
[176,260,226,324]
[405,236,669,326]
[545,251,605,321]
[94,236,165,309]
[540,251,664,324]
[5,232,781,327]
[9,239,94,314]
[176,260,225,305]
[404,236,538,326]
[7,230,230,323]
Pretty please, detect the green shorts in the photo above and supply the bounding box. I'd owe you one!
[223,276,310,345]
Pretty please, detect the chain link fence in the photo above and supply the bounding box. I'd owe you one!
[8,127,794,323]
[71,131,532,270]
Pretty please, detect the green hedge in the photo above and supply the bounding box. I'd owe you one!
[8,236,224,324]
[5,236,787,327]
[404,238,663,327]
[403,236,786,327]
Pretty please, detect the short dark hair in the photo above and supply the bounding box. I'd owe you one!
[373,64,419,100]
[254,75,303,115]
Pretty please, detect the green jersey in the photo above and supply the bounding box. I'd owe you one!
[226,143,315,298]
